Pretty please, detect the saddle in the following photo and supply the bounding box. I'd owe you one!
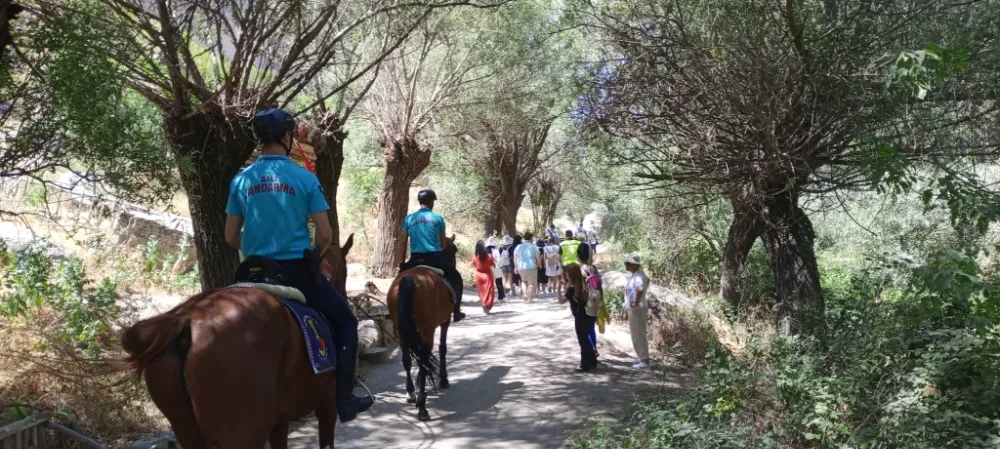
[231,256,307,303]
[230,256,336,374]
[400,261,456,303]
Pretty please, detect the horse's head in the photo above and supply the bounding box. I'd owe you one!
[443,234,457,267]
[322,233,354,294]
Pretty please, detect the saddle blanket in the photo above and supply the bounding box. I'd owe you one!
[281,298,336,374]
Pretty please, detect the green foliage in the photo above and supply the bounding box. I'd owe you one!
[1,241,120,358]
[345,169,383,215]
[425,149,486,221]
[141,237,162,274]
[570,389,751,449]
[10,0,179,204]
[24,183,47,208]
[576,255,1000,449]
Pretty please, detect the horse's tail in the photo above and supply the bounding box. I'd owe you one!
[121,312,191,378]
[397,275,440,380]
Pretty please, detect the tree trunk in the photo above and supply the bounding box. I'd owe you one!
[759,193,825,337]
[542,199,559,232]
[311,119,346,245]
[483,197,502,237]
[719,201,763,307]
[369,137,431,277]
[166,107,255,290]
[499,190,524,235]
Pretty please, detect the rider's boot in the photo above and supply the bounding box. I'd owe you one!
[453,296,466,323]
[336,342,374,423]
[446,271,466,323]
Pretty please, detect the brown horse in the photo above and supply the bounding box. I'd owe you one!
[121,235,354,449]
[386,235,458,421]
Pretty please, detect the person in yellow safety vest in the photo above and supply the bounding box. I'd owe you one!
[560,230,583,266]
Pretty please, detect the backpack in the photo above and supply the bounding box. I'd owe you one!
[581,264,603,317]
[496,247,511,267]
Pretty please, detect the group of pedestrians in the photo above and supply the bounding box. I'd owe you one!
[468,225,651,372]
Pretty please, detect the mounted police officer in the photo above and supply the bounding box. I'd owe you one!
[224,108,374,422]
[396,189,467,322]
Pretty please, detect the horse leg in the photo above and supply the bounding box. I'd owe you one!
[145,354,209,449]
[438,323,450,389]
[316,401,337,449]
[416,347,431,422]
[403,348,416,404]
[267,421,288,449]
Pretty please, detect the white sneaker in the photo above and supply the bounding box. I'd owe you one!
[632,361,650,369]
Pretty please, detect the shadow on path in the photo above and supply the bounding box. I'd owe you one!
[287,294,684,449]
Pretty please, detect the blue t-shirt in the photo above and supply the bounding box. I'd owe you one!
[225,155,329,260]
[514,242,540,270]
[403,207,445,254]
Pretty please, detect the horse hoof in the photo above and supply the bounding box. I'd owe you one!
[418,411,431,422]
[439,379,450,389]
[407,394,416,404]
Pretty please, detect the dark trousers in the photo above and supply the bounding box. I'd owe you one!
[494,277,505,300]
[407,251,463,303]
[276,259,358,346]
[574,313,598,369]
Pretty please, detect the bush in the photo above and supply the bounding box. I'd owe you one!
[576,251,1000,449]
[0,240,156,439]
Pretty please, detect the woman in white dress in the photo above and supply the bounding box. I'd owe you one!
[544,237,563,294]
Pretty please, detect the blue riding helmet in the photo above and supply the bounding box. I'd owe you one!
[252,108,297,145]
[417,189,437,203]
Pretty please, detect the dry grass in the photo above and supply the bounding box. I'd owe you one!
[647,305,718,365]
[0,316,161,448]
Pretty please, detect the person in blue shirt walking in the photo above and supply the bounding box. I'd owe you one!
[224,108,374,423]
[396,189,466,322]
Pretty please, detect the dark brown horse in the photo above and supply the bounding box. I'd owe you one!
[121,235,354,449]
[386,235,458,421]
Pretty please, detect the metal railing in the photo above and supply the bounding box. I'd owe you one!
[0,413,105,449]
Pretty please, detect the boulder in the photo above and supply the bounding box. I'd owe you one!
[358,320,380,353]
[129,432,178,449]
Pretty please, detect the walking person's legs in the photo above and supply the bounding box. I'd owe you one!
[628,306,651,367]
[574,314,598,371]
[520,268,537,302]
[588,320,598,359]
[494,277,505,301]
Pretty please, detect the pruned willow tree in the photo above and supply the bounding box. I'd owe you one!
[476,111,556,236]
[34,0,497,289]
[447,2,579,237]
[573,0,1000,336]
[362,8,502,277]
[528,173,566,233]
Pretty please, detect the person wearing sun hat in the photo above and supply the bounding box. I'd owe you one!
[624,253,651,368]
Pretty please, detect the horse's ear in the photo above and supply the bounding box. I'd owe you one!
[450,234,456,242]
[342,233,354,256]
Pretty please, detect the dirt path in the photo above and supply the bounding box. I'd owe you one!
[287,289,663,449]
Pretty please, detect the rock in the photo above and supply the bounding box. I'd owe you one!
[360,347,392,364]
[601,270,696,310]
[379,318,397,350]
[358,320,380,353]
[129,432,178,449]
[170,250,197,275]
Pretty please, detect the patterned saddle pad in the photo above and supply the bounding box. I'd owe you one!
[281,298,337,375]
